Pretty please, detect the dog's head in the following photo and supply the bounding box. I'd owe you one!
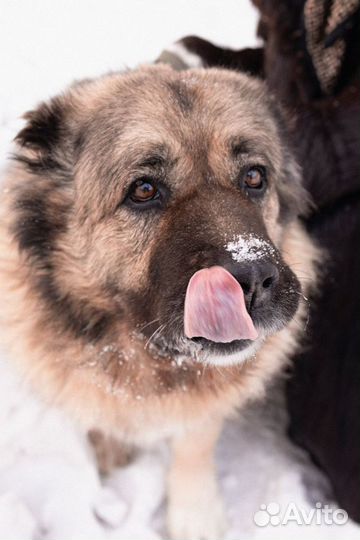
[11,65,308,366]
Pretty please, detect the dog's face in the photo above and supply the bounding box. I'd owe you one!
[12,65,307,366]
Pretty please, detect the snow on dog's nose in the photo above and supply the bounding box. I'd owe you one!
[184,266,258,343]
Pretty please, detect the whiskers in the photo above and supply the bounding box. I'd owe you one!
[137,318,160,333]
[285,261,316,284]
[142,312,184,352]
[212,363,233,382]
[144,323,168,350]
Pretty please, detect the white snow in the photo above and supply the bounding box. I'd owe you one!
[225,234,276,262]
[0,353,359,540]
[1,1,359,539]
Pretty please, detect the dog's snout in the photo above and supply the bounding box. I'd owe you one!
[226,260,279,310]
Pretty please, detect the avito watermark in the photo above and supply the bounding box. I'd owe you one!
[253,502,348,527]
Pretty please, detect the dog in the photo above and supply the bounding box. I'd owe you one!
[0,64,320,539]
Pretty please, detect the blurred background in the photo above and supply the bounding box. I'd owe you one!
[0,0,258,159]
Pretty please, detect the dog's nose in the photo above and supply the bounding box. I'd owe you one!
[225,260,279,310]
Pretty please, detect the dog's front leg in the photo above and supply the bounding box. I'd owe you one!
[167,418,227,540]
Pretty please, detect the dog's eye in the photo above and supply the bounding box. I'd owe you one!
[244,167,266,191]
[129,180,159,203]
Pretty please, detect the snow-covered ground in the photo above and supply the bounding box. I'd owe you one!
[0,1,359,539]
[1,354,359,540]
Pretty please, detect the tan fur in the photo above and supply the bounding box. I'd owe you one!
[0,65,321,539]
[167,418,227,539]
[87,429,134,475]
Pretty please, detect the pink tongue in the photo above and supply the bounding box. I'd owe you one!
[184,266,258,343]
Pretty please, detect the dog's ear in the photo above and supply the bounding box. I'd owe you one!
[14,96,73,178]
[11,96,75,265]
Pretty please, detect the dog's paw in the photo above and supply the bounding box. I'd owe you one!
[167,491,227,540]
